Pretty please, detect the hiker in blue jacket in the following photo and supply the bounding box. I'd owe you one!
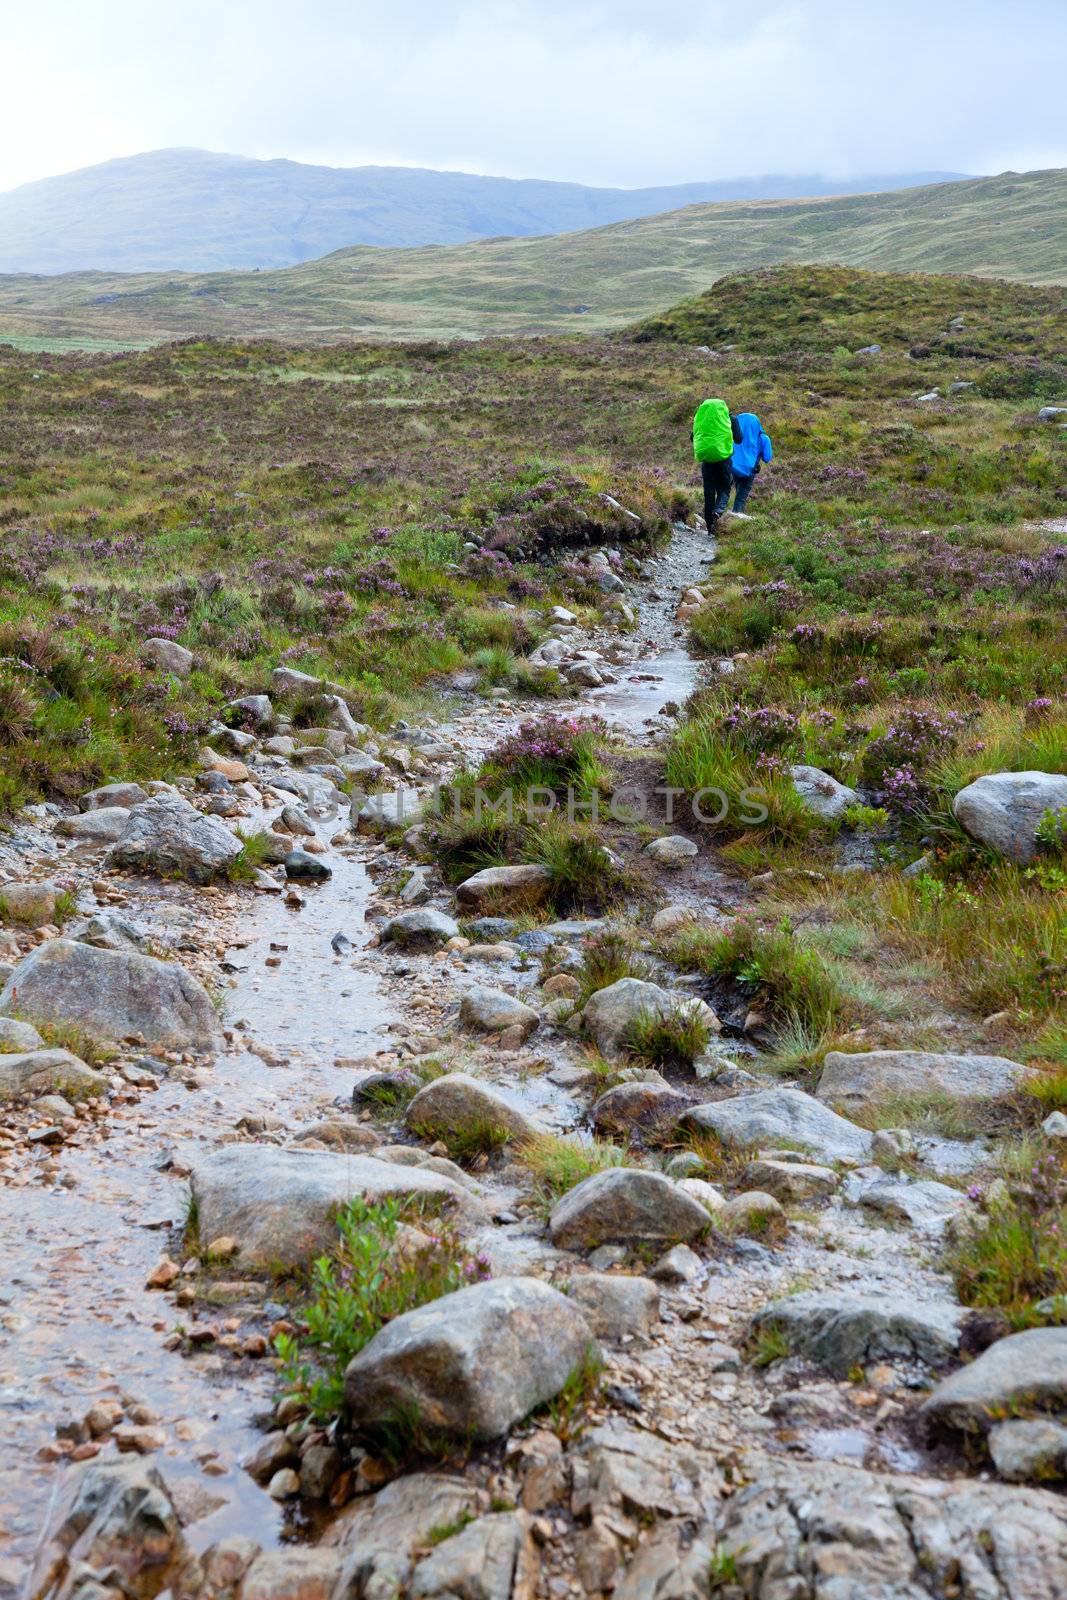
[728,411,773,515]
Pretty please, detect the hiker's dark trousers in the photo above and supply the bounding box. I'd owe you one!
[700,459,733,527]
[731,472,755,513]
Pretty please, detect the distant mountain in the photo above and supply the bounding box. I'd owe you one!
[2,168,1060,347]
[0,148,972,274]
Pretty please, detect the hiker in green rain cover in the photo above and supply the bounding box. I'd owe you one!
[692,398,742,531]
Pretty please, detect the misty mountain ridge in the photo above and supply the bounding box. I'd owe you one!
[0,147,971,273]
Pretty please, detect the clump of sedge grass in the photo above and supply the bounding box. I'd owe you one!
[624,1004,711,1069]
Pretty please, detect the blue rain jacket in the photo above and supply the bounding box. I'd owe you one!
[732,412,773,477]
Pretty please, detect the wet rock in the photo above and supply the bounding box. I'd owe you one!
[227,693,274,731]
[343,1277,594,1441]
[590,1079,691,1135]
[190,1145,489,1269]
[406,1072,546,1144]
[574,1418,710,1520]
[565,1273,661,1341]
[711,1456,1067,1600]
[242,1431,298,1484]
[742,1157,838,1201]
[354,788,423,833]
[283,850,331,882]
[682,1087,871,1162]
[988,1418,1067,1483]
[455,864,553,913]
[722,1191,783,1233]
[324,1473,482,1592]
[0,939,223,1050]
[790,765,860,820]
[240,1547,342,1596]
[0,881,58,926]
[105,794,241,883]
[29,1456,197,1600]
[466,917,516,942]
[0,1048,103,1102]
[381,908,459,948]
[279,804,314,837]
[141,637,194,677]
[409,1512,535,1600]
[644,835,698,863]
[80,781,149,811]
[0,1016,45,1051]
[953,771,1067,865]
[583,977,719,1060]
[459,986,539,1040]
[549,1169,710,1250]
[921,1327,1067,1434]
[818,1047,1031,1107]
[856,1175,966,1232]
[67,910,150,952]
[749,1291,962,1376]
[56,806,132,843]
[399,868,432,905]
[675,1176,727,1215]
[290,1118,381,1153]
[649,1243,703,1284]
[299,1444,342,1501]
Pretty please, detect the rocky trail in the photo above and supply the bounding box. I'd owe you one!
[2,520,1066,1600]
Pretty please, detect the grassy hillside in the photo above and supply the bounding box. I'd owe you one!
[0,168,1062,346]
[628,265,1067,359]
[0,264,1063,1066]
[0,147,965,274]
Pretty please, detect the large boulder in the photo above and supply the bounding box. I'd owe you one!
[921,1328,1067,1434]
[455,864,554,912]
[459,986,539,1039]
[56,806,131,843]
[790,765,860,821]
[952,771,1067,864]
[591,1079,691,1135]
[682,1087,871,1162]
[406,1073,546,1144]
[549,1168,710,1250]
[583,977,719,1060]
[141,637,194,677]
[989,1418,1067,1483]
[381,908,459,948]
[105,794,241,883]
[29,1456,198,1600]
[80,781,149,811]
[749,1291,962,1376]
[343,1276,594,1441]
[818,1048,1031,1108]
[0,1016,44,1051]
[710,1456,1067,1600]
[0,1047,104,1101]
[190,1146,489,1269]
[0,880,59,928]
[565,1272,661,1342]
[0,940,223,1050]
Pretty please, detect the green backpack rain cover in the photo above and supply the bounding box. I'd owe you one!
[692,398,734,463]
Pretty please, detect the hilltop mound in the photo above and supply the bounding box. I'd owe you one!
[627,265,1067,360]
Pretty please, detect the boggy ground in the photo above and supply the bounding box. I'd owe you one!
[0,268,1066,1599]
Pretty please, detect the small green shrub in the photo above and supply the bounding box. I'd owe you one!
[624,1004,711,1069]
[275,1196,490,1422]
[946,1155,1067,1324]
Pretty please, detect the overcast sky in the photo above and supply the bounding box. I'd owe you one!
[3,1,1064,193]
